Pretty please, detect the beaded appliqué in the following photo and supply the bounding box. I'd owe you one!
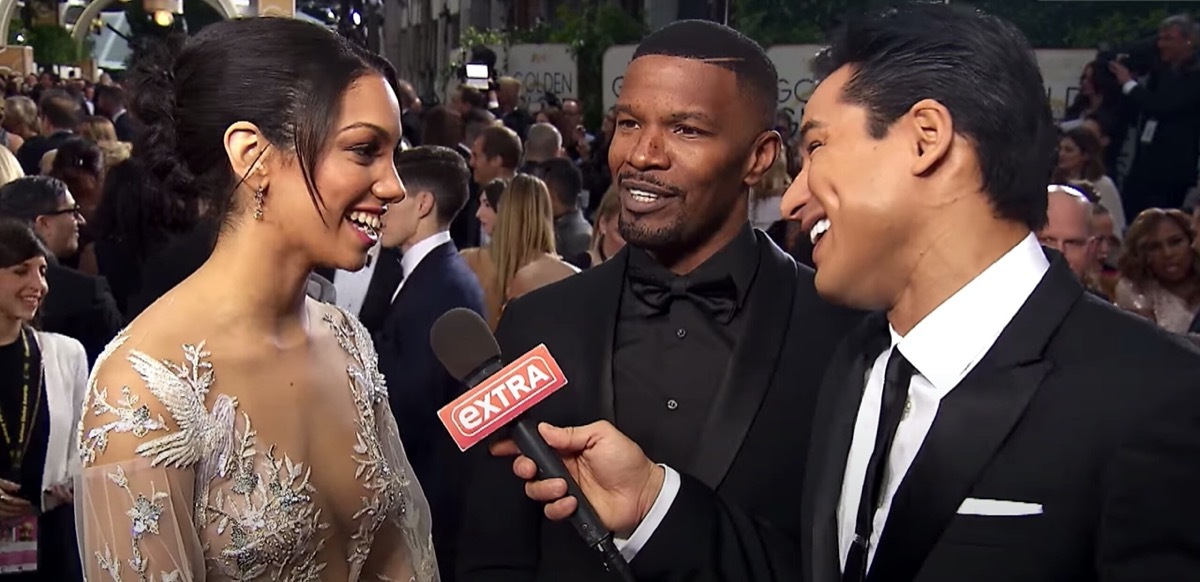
[83,339,331,580]
[325,310,412,578]
[94,465,183,582]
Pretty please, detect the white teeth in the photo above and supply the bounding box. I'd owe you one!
[348,211,381,240]
[629,189,660,203]
[810,218,831,245]
[349,211,382,229]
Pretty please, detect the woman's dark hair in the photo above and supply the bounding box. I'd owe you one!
[482,178,509,210]
[1055,128,1106,182]
[129,18,399,224]
[92,158,195,260]
[1118,208,1200,287]
[0,217,51,269]
[50,137,104,209]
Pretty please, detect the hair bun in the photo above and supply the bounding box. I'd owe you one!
[127,33,201,206]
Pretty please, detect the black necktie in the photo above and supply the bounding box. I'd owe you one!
[627,268,739,323]
[842,348,915,582]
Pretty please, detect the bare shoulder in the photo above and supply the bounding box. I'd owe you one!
[508,256,580,301]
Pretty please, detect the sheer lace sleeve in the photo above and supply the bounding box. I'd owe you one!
[75,335,208,582]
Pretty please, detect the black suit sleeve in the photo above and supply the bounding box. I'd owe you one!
[80,276,126,365]
[630,473,803,582]
[1124,71,1200,118]
[1098,372,1200,580]
[456,298,545,581]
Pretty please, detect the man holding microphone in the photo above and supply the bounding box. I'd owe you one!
[496,5,1200,581]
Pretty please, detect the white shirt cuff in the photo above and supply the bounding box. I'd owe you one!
[612,464,680,562]
[1122,79,1138,94]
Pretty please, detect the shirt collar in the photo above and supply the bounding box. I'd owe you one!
[890,232,1050,392]
[626,222,760,308]
[400,230,452,276]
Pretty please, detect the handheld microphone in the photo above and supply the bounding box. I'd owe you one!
[430,308,635,581]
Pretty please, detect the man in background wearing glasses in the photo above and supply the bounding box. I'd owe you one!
[0,176,123,363]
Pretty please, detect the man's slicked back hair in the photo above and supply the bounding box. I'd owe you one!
[633,19,778,131]
[815,4,1056,231]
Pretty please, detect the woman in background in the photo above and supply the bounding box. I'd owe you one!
[0,219,85,582]
[1115,208,1200,334]
[1053,127,1125,234]
[462,174,578,329]
[566,185,624,270]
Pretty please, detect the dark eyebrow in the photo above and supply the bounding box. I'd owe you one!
[339,121,392,140]
[799,119,825,143]
[665,111,717,126]
[613,104,718,129]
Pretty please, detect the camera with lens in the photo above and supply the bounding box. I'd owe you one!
[1093,34,1158,93]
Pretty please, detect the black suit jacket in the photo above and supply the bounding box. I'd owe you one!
[41,263,125,365]
[630,256,1200,582]
[456,231,863,581]
[16,130,73,175]
[114,112,144,145]
[375,241,485,582]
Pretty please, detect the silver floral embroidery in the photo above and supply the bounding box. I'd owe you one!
[95,465,182,582]
[326,311,408,577]
[326,307,438,580]
[204,417,329,581]
[83,304,439,582]
[81,386,169,465]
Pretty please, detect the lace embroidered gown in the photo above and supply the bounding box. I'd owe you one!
[74,301,439,581]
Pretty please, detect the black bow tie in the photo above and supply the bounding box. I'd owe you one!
[627,268,740,323]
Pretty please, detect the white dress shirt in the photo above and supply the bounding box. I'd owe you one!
[619,232,1050,565]
[333,243,381,316]
[392,231,452,303]
[836,232,1049,572]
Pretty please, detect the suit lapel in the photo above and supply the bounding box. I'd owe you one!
[686,233,797,489]
[391,242,454,305]
[807,312,889,582]
[582,248,627,423]
[359,247,404,334]
[867,258,1083,582]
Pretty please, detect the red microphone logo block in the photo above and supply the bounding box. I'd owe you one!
[438,344,568,451]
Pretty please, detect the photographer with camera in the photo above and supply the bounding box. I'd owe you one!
[1113,14,1200,219]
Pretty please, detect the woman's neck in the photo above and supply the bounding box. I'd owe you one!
[0,316,21,346]
[189,222,314,342]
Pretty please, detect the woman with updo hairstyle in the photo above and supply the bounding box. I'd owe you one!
[460,174,578,329]
[76,19,438,582]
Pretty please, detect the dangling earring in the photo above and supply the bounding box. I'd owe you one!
[253,185,265,221]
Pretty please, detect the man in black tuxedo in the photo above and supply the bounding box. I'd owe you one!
[501,5,1200,582]
[456,20,861,581]
[375,146,485,581]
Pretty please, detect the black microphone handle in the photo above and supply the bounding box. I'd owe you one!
[510,419,636,581]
